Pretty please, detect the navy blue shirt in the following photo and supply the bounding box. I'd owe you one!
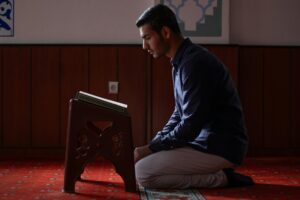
[149,38,248,165]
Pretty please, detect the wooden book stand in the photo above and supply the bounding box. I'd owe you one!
[63,92,136,193]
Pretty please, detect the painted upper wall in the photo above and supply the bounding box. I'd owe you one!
[1,0,300,45]
[0,0,154,44]
[230,0,300,46]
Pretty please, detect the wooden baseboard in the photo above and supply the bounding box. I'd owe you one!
[0,148,65,160]
[247,148,300,157]
[1,147,299,160]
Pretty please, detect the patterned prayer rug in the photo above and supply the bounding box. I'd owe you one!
[139,186,206,200]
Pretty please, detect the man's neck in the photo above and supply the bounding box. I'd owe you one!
[166,36,184,59]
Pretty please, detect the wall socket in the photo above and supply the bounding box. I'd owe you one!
[108,81,119,94]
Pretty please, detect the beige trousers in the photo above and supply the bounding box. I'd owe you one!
[135,147,234,189]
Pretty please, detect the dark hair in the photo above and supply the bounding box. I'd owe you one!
[136,4,181,35]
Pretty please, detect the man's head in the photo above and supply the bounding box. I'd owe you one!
[136,4,181,35]
[136,4,182,58]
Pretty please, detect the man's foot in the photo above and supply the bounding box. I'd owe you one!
[223,168,255,187]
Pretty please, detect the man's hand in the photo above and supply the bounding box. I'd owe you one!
[134,145,153,163]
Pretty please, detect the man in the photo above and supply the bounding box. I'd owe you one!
[134,4,254,189]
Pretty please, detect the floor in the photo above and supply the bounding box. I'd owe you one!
[201,157,300,200]
[0,156,299,200]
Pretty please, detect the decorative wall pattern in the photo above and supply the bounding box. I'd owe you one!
[0,0,13,36]
[159,0,229,43]
[161,0,221,36]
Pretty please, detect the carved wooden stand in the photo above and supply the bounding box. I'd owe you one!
[63,99,136,193]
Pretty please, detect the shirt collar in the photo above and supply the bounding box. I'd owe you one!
[170,38,192,70]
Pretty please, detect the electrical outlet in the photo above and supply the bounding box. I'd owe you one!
[108,81,119,94]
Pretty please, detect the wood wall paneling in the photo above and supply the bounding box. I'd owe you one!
[291,48,300,148]
[89,47,118,100]
[60,47,89,147]
[205,46,239,85]
[263,48,290,148]
[2,47,31,147]
[239,47,264,153]
[118,47,148,147]
[0,47,2,147]
[31,47,60,147]
[151,57,174,139]
[0,45,299,157]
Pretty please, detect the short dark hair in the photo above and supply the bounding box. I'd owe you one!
[136,4,181,35]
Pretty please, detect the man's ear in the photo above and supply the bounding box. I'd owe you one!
[161,26,171,39]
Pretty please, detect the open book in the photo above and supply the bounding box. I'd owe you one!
[75,91,128,114]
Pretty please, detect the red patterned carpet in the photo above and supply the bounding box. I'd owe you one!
[201,157,300,200]
[0,157,299,200]
[0,158,139,200]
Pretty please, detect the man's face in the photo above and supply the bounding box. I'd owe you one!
[139,24,169,59]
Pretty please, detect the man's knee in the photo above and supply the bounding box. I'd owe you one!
[136,176,156,188]
[135,159,157,188]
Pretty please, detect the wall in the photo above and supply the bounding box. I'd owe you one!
[1,1,300,157]
[1,45,299,158]
[0,0,153,44]
[230,0,300,45]
[239,47,300,155]
[0,45,149,158]
[0,45,242,158]
[1,0,300,45]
